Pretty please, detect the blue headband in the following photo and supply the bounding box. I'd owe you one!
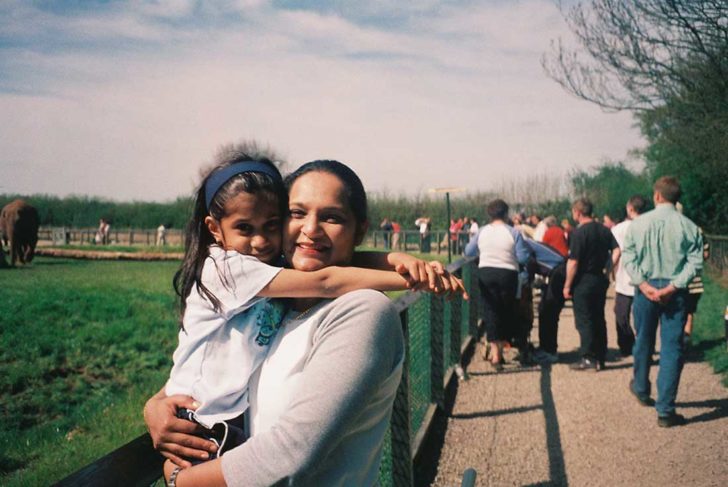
[205,161,282,210]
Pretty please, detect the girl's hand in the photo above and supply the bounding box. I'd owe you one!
[431,262,470,301]
[385,252,426,287]
[394,259,439,291]
[426,261,469,300]
[394,260,468,299]
[144,391,217,468]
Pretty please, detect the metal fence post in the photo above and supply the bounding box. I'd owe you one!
[391,308,413,487]
[429,294,445,409]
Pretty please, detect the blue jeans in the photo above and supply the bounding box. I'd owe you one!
[632,279,687,416]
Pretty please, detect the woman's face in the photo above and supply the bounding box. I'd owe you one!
[284,171,366,272]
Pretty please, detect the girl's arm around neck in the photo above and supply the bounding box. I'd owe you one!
[257,267,409,298]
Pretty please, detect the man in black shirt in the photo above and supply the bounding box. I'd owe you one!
[563,198,620,370]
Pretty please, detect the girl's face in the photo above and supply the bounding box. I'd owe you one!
[205,191,282,264]
[284,171,367,272]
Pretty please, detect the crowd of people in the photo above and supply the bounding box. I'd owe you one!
[464,176,705,429]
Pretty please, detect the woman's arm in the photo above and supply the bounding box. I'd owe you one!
[163,458,225,486]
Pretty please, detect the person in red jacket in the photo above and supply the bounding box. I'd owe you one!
[542,216,569,257]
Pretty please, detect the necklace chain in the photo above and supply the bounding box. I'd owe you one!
[292,304,317,321]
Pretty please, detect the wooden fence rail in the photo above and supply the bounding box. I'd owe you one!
[36,227,472,256]
[55,258,481,487]
[705,234,728,274]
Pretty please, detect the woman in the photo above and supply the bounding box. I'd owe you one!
[145,160,463,486]
[465,199,531,371]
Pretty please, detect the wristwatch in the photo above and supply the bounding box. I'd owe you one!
[168,466,182,487]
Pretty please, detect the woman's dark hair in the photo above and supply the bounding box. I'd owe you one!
[486,199,509,221]
[284,160,368,226]
[174,143,286,320]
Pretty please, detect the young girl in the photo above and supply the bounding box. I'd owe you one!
[165,148,457,461]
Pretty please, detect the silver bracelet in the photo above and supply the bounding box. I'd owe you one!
[168,466,182,487]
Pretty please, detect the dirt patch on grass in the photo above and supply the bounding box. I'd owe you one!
[36,248,183,261]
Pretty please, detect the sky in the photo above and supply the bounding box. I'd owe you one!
[0,0,644,202]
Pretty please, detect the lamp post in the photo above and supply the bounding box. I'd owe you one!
[429,187,465,263]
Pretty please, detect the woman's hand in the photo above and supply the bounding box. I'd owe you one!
[144,389,217,468]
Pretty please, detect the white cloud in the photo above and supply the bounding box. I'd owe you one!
[0,0,642,201]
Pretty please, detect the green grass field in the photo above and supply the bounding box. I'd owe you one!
[0,257,180,485]
[692,272,728,386]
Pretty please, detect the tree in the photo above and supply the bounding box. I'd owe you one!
[543,0,728,111]
[571,162,650,221]
[544,0,728,232]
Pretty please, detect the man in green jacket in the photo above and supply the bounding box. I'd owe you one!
[621,176,703,427]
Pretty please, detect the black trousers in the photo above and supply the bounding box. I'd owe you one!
[614,292,635,356]
[420,234,431,252]
[477,267,518,342]
[176,408,247,464]
[538,263,566,354]
[572,273,609,362]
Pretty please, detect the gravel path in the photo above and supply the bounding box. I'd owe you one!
[432,291,728,487]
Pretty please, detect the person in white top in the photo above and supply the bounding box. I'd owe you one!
[156,224,167,246]
[468,218,479,242]
[611,195,648,356]
[415,216,431,252]
[146,157,467,486]
[533,216,548,242]
[465,199,532,370]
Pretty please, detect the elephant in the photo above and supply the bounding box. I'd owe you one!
[0,199,40,266]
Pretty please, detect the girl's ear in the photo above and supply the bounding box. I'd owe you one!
[354,219,370,246]
[205,216,223,244]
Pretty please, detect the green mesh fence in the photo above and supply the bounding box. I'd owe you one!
[407,296,433,442]
[380,258,479,487]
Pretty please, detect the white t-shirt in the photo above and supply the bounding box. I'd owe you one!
[415,218,429,236]
[534,221,548,242]
[475,223,520,271]
[165,245,284,428]
[469,222,479,239]
[612,219,634,296]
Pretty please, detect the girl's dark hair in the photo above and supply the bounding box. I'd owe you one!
[284,159,368,225]
[487,199,509,221]
[174,143,286,319]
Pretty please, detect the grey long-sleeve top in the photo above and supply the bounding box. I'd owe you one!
[221,289,404,486]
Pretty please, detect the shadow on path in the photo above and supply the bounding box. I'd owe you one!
[450,404,542,420]
[540,366,568,487]
[677,397,728,424]
[420,364,570,486]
